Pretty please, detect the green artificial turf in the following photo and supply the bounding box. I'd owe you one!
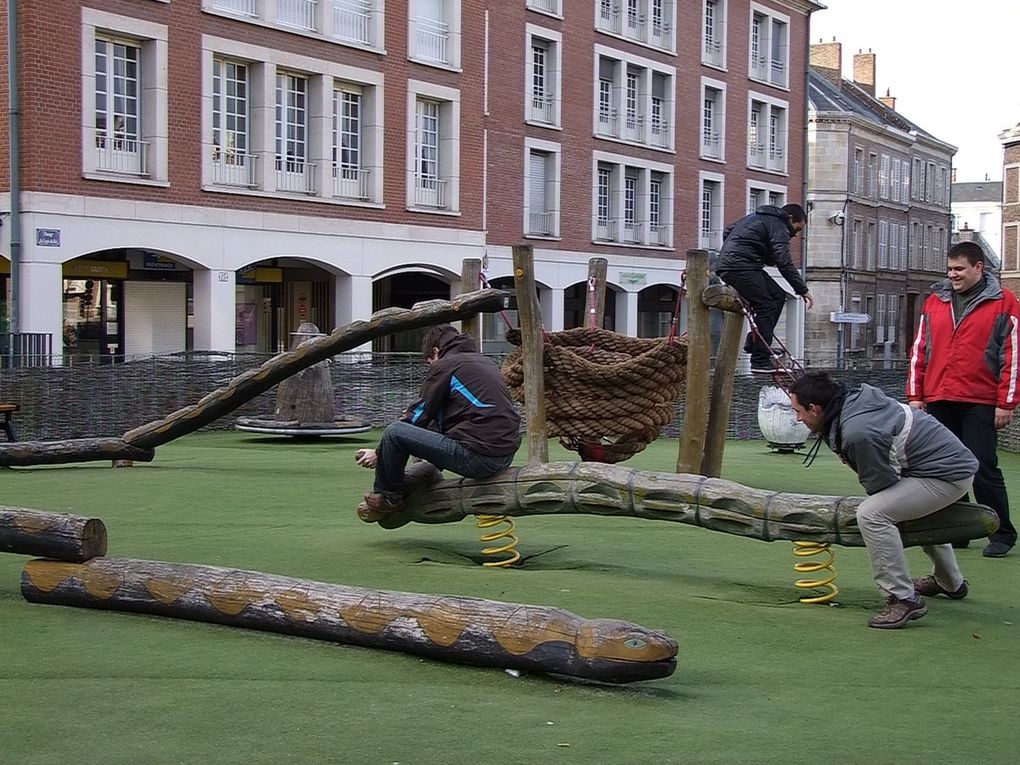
[2,433,1018,764]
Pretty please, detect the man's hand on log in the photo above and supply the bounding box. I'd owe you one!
[355,449,377,468]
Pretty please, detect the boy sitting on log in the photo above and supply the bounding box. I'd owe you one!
[355,324,521,521]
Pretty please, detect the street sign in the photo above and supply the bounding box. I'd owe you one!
[830,312,871,324]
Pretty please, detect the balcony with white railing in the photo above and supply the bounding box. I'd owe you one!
[95,135,149,176]
[276,157,317,193]
[622,114,643,143]
[332,165,370,200]
[595,217,618,242]
[623,220,644,244]
[770,59,787,88]
[527,0,560,14]
[649,119,670,148]
[703,37,723,67]
[333,0,371,45]
[650,19,671,49]
[529,93,555,124]
[648,223,670,247]
[748,142,766,169]
[212,0,257,16]
[768,145,785,172]
[624,10,645,41]
[597,3,621,35]
[700,228,722,250]
[527,210,554,237]
[414,175,448,208]
[213,152,258,187]
[750,55,768,81]
[278,0,317,31]
[414,17,449,65]
[701,132,722,160]
[596,109,618,139]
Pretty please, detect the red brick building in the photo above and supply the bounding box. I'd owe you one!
[0,0,821,360]
[1000,121,1020,297]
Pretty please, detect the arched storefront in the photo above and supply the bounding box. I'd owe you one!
[637,284,683,338]
[236,258,335,353]
[563,281,618,331]
[372,269,454,352]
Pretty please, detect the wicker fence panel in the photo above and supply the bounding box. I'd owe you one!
[1,353,1018,453]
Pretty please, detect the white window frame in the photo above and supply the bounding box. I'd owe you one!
[699,170,725,250]
[700,77,726,161]
[409,0,462,70]
[406,79,460,213]
[749,3,789,89]
[702,0,727,69]
[746,179,787,215]
[526,25,562,129]
[879,153,890,199]
[747,91,787,174]
[592,45,675,152]
[201,35,385,204]
[332,82,370,201]
[591,150,674,248]
[878,219,889,269]
[203,0,386,53]
[81,9,169,185]
[526,0,562,18]
[212,57,255,188]
[523,137,561,239]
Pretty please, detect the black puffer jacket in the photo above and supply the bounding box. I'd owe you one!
[402,331,522,457]
[717,205,808,295]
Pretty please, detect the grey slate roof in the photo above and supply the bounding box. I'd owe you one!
[808,70,946,146]
[951,181,1002,203]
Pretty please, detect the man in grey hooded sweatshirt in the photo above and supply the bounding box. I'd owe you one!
[789,371,978,629]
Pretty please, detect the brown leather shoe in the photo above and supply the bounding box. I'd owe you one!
[867,596,927,629]
[357,492,405,523]
[913,576,968,600]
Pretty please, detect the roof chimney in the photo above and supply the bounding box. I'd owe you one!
[853,49,876,97]
[810,38,842,86]
[878,88,896,110]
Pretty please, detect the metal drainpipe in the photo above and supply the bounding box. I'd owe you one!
[799,10,817,363]
[7,0,21,335]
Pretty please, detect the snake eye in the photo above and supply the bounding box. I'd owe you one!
[623,638,647,649]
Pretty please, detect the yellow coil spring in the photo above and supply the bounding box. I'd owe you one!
[476,514,521,568]
[792,541,839,604]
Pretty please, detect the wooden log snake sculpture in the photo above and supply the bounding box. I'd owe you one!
[20,557,678,684]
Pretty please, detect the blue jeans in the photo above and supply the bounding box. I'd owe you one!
[373,421,515,501]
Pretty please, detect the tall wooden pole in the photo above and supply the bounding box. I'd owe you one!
[511,244,549,463]
[701,309,743,477]
[459,258,482,346]
[677,249,710,474]
[583,257,608,329]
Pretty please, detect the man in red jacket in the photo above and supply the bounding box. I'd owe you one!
[907,241,1020,557]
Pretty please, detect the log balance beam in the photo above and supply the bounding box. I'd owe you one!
[21,557,678,684]
[1,507,108,561]
[364,461,999,549]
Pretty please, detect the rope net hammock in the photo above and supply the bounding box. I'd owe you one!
[501,327,688,464]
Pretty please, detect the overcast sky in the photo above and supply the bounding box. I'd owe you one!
[810,0,1020,182]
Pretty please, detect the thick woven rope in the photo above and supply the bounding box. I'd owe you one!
[501,327,688,463]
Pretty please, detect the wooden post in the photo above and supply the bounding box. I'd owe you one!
[512,244,549,464]
[460,258,482,346]
[583,257,608,329]
[701,309,743,477]
[677,249,710,474]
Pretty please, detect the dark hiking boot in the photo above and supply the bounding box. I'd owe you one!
[913,576,968,600]
[982,540,1013,558]
[357,492,405,523]
[867,596,927,629]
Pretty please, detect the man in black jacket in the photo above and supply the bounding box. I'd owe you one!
[716,204,814,373]
[355,324,521,521]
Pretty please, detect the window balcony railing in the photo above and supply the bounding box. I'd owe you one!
[623,220,644,243]
[750,55,768,81]
[700,229,722,251]
[648,223,670,247]
[212,151,258,187]
[333,0,371,44]
[703,37,723,66]
[651,19,671,48]
[701,132,722,159]
[770,59,787,88]
[748,143,766,169]
[597,4,621,34]
[529,93,555,124]
[212,0,257,16]
[595,217,618,242]
[649,120,670,148]
[622,114,643,143]
[625,10,644,39]
[414,17,449,64]
[278,0,317,31]
[276,157,317,193]
[596,109,617,138]
[95,135,149,176]
[768,145,785,171]
[527,210,554,237]
[414,175,448,208]
[332,165,370,200]
[527,0,560,14]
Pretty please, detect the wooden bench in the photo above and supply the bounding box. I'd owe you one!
[1,403,18,442]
